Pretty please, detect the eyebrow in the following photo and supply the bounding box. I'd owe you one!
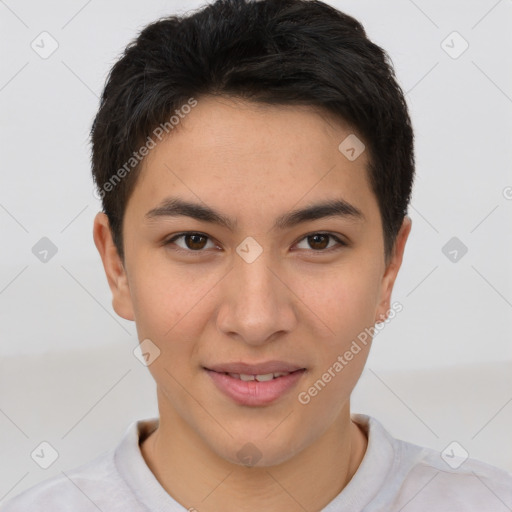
[144,196,365,231]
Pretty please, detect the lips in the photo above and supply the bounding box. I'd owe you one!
[203,361,307,406]
[227,372,292,382]
[204,361,305,375]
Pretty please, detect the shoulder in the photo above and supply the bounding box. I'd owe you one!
[394,446,512,511]
[355,414,512,511]
[0,449,129,512]
[1,417,162,512]
[0,419,158,512]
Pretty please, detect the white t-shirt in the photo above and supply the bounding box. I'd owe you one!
[2,413,511,511]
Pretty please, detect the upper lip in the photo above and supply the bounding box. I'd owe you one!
[204,361,306,375]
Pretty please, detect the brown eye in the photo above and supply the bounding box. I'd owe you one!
[295,232,346,252]
[165,232,216,252]
[308,234,330,250]
[184,233,208,250]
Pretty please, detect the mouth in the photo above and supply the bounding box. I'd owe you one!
[203,361,306,406]
[216,371,299,382]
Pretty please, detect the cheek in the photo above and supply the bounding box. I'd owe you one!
[298,348,370,430]
[129,256,219,341]
[298,258,380,406]
[296,322,372,419]
[296,262,381,345]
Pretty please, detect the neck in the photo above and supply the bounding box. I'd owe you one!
[140,391,367,512]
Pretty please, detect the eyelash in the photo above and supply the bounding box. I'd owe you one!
[163,231,347,255]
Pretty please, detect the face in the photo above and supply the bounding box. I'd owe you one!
[94,95,411,467]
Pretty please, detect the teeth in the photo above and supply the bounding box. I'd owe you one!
[255,373,274,382]
[227,372,291,381]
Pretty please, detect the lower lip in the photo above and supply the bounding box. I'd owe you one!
[205,368,306,406]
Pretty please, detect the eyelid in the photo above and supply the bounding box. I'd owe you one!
[164,232,219,252]
[293,231,348,250]
[164,231,348,253]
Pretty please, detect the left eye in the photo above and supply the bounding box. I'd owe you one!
[166,233,217,251]
[165,232,345,253]
[295,233,346,251]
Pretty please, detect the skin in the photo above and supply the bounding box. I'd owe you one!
[93,95,411,512]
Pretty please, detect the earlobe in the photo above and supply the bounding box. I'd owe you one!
[92,212,135,321]
[374,216,412,323]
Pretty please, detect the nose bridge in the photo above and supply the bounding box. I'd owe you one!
[237,250,276,306]
[217,244,296,344]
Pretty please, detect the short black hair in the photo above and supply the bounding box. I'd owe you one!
[90,0,415,264]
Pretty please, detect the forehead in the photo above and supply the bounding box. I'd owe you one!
[126,95,379,230]
[145,95,360,165]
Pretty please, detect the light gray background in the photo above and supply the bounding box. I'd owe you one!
[1,0,511,504]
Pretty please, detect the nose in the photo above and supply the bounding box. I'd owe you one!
[216,248,298,346]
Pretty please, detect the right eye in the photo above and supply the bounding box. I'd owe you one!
[164,232,219,253]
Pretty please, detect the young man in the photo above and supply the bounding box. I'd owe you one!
[3,0,511,510]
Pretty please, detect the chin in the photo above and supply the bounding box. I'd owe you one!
[208,428,310,469]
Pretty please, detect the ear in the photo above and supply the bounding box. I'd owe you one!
[374,216,412,323]
[93,212,135,321]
